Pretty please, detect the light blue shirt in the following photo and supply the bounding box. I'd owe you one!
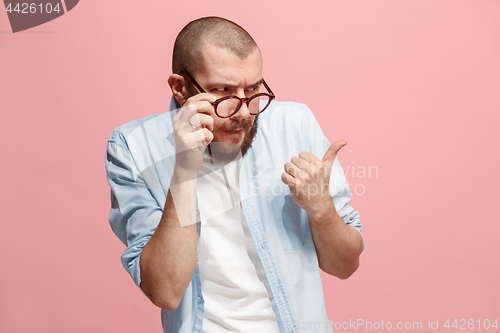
[105,98,363,333]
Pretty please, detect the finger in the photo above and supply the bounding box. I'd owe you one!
[188,126,214,146]
[184,92,217,105]
[176,103,198,124]
[196,113,214,132]
[178,99,215,123]
[202,128,214,145]
[291,156,310,170]
[284,162,302,179]
[187,112,214,133]
[190,128,207,145]
[185,93,217,115]
[298,151,317,163]
[188,113,202,129]
[281,172,297,188]
[322,140,347,166]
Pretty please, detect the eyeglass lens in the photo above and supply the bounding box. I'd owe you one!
[216,88,272,117]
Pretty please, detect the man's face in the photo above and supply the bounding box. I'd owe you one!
[190,43,263,162]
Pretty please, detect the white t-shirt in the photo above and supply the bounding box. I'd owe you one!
[197,157,280,332]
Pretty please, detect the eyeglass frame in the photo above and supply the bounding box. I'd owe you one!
[178,69,276,118]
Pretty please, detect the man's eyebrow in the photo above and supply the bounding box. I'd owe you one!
[208,79,263,89]
[249,79,263,88]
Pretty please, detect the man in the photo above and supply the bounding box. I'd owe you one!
[106,17,363,333]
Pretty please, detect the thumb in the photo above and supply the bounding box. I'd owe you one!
[322,140,347,166]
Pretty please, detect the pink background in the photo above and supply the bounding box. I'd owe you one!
[1,1,499,332]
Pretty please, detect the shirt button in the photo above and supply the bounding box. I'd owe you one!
[197,296,202,302]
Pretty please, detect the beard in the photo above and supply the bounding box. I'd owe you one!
[205,115,259,164]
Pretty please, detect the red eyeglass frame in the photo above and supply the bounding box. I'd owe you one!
[178,69,276,118]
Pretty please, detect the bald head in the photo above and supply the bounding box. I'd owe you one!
[172,17,259,75]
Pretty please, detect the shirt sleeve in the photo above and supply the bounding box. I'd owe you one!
[105,130,164,294]
[304,105,364,251]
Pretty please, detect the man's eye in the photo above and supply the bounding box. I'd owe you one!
[246,85,259,92]
[216,87,228,92]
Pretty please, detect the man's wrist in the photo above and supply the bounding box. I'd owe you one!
[306,197,341,227]
[172,164,200,185]
[306,196,332,217]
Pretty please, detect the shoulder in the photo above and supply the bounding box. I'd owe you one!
[260,101,313,120]
[258,100,314,130]
[250,101,318,155]
[107,112,174,148]
[257,101,317,136]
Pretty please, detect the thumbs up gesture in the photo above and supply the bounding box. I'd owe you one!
[281,140,347,213]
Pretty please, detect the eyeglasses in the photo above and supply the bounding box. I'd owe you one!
[179,69,275,118]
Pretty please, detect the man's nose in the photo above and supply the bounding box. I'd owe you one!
[238,102,252,118]
[230,98,251,119]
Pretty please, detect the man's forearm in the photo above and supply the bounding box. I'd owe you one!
[139,168,198,310]
[308,198,363,279]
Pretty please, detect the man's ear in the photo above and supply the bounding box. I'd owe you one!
[168,74,188,106]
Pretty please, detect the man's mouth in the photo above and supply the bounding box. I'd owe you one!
[226,128,243,134]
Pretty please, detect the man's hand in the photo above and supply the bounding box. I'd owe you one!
[172,93,216,175]
[281,140,347,214]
